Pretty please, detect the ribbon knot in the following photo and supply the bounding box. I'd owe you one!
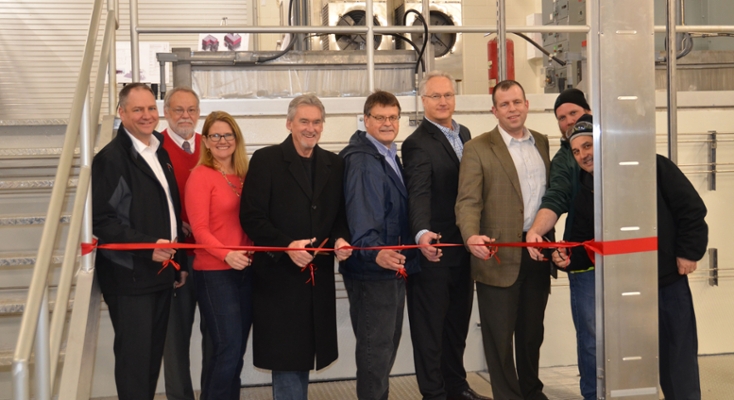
[157,258,181,275]
[301,263,317,286]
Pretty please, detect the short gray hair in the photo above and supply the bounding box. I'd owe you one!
[164,86,200,110]
[418,71,457,96]
[286,94,326,122]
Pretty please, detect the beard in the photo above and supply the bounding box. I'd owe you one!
[171,119,196,139]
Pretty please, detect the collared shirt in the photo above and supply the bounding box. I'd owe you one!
[125,129,178,241]
[426,117,463,161]
[497,125,546,231]
[365,131,404,185]
[165,128,197,153]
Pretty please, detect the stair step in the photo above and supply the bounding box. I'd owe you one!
[0,214,71,226]
[0,348,67,369]
[0,288,73,316]
[0,178,78,191]
[0,252,65,268]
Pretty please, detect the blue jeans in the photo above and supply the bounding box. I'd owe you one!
[195,268,253,400]
[272,370,310,400]
[344,276,406,400]
[568,270,596,400]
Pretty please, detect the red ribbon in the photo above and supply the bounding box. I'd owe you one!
[83,237,658,284]
[301,263,317,286]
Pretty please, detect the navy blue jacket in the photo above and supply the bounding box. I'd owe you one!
[339,130,419,280]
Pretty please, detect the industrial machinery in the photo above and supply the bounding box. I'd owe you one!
[390,0,463,81]
[542,0,586,93]
[320,1,392,51]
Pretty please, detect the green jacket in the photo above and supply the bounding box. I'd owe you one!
[540,139,580,239]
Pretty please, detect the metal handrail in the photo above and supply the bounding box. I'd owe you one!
[12,0,113,398]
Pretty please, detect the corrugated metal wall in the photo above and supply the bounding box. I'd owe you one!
[0,0,251,122]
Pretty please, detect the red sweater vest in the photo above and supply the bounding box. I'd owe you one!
[161,128,201,225]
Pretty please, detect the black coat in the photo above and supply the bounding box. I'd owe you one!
[92,125,186,295]
[240,135,350,371]
[402,118,472,268]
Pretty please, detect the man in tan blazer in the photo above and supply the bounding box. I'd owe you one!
[455,80,553,400]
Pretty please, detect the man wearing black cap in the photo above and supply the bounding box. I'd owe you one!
[541,116,708,400]
[525,90,594,399]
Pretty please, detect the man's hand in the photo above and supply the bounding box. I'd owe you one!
[286,238,316,268]
[376,249,406,272]
[552,248,570,269]
[225,250,253,270]
[334,238,353,261]
[466,235,495,260]
[526,230,545,261]
[677,257,698,275]
[174,271,188,289]
[182,221,192,238]
[418,231,442,262]
[152,238,176,262]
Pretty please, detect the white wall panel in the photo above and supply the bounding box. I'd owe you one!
[0,0,252,121]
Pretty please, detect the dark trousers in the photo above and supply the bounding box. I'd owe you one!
[475,248,550,400]
[344,276,406,400]
[164,255,213,400]
[659,275,701,400]
[195,268,253,400]
[407,264,473,400]
[104,288,173,400]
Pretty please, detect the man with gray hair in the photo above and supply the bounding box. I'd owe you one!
[240,94,352,399]
[160,86,211,400]
[402,72,489,400]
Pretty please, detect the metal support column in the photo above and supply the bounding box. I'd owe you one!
[590,0,660,398]
[667,0,678,163]
[366,0,375,92]
[129,0,140,82]
[172,48,193,89]
[497,0,507,81]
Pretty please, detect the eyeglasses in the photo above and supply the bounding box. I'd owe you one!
[422,93,455,101]
[207,133,235,142]
[171,107,199,117]
[566,121,594,138]
[368,114,400,123]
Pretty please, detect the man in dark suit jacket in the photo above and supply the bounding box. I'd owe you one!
[402,71,489,400]
[92,83,186,400]
[455,80,553,400]
[240,94,352,399]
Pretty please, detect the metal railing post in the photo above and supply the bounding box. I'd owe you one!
[34,290,50,400]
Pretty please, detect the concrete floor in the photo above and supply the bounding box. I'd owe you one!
[98,354,734,399]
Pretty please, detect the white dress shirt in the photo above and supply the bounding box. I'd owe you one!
[497,125,546,232]
[125,129,178,241]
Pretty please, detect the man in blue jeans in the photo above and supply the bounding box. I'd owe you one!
[530,115,708,400]
[526,89,594,399]
[340,90,420,400]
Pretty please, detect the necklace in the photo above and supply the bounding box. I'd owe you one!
[218,168,243,197]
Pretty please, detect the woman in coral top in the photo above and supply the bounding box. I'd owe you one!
[185,111,252,400]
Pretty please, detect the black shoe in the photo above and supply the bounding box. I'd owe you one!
[447,387,493,400]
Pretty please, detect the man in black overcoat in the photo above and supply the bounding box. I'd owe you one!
[240,94,352,399]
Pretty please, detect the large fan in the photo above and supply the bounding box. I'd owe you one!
[335,10,383,50]
[410,10,456,58]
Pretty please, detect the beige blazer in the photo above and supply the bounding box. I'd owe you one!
[455,126,551,287]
